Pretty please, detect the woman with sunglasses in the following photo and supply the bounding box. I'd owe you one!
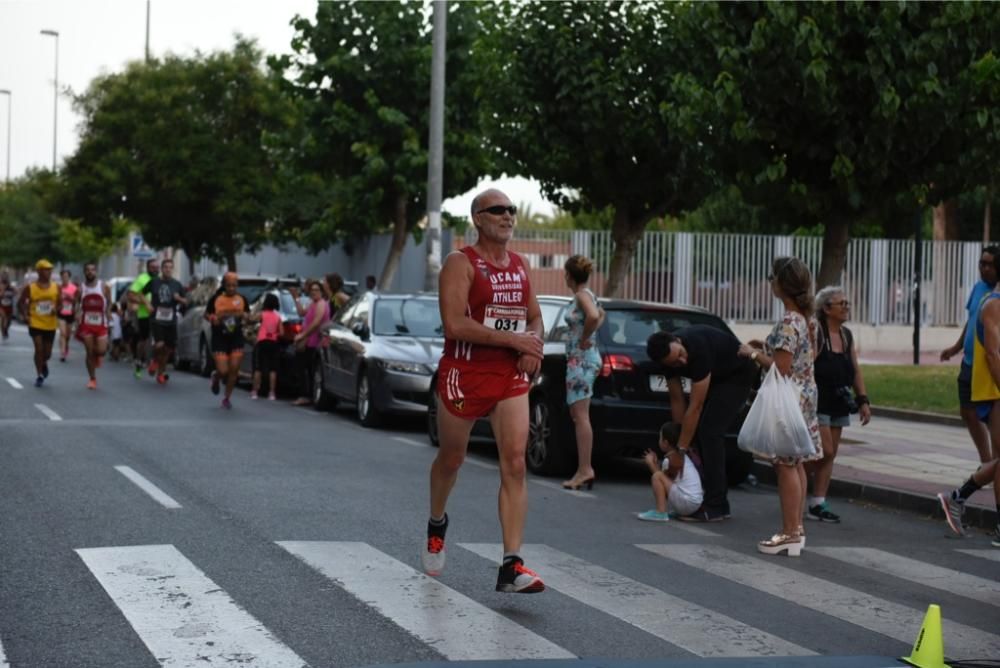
[807,286,871,524]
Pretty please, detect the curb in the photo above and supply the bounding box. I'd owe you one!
[750,461,998,531]
[870,405,963,428]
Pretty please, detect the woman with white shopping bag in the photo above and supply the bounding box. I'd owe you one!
[737,257,822,556]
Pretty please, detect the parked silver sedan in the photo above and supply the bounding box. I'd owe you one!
[313,292,443,426]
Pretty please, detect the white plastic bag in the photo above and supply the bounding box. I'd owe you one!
[737,365,814,459]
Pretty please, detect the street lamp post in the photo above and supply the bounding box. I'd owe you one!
[40,29,59,171]
[0,89,10,184]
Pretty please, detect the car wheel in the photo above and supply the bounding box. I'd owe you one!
[725,438,753,487]
[526,394,571,475]
[198,337,214,377]
[427,376,440,447]
[313,363,335,411]
[356,368,382,428]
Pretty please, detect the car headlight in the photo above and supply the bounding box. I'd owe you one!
[379,359,432,375]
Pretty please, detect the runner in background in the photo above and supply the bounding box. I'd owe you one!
[57,269,78,362]
[127,258,160,379]
[18,259,59,387]
[205,272,249,409]
[75,262,112,390]
[144,258,187,386]
[0,271,16,340]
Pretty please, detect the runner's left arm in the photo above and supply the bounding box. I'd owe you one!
[17,285,30,322]
[982,298,1000,389]
[103,283,113,322]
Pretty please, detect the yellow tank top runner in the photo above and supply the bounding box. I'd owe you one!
[29,282,60,331]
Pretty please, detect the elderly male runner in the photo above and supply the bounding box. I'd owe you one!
[423,188,547,593]
[75,262,113,390]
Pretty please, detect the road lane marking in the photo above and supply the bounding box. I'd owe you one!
[461,543,812,658]
[812,546,1000,607]
[958,549,1000,563]
[640,544,1000,657]
[0,637,8,667]
[278,541,574,661]
[114,466,182,509]
[391,436,428,448]
[5,377,22,389]
[34,403,61,421]
[75,544,306,668]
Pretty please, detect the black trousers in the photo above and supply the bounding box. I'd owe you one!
[296,347,318,399]
[696,362,756,514]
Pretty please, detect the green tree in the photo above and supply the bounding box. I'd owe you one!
[474,0,713,297]
[270,0,493,288]
[672,1,1000,286]
[62,38,291,270]
[0,169,65,267]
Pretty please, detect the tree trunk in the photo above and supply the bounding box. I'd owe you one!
[604,206,644,298]
[932,197,960,241]
[985,181,993,244]
[816,213,850,289]
[226,248,237,272]
[379,193,409,290]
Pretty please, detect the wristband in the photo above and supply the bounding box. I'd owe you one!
[855,395,870,406]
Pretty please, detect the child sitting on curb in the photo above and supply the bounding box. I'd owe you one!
[638,422,704,522]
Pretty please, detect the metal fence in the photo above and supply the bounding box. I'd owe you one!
[461,229,982,326]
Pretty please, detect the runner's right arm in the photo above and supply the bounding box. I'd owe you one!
[982,299,1000,388]
[17,285,30,322]
[438,251,543,359]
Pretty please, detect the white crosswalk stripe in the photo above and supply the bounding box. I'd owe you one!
[277,541,574,661]
[0,637,9,668]
[957,548,1000,563]
[461,542,813,658]
[639,544,1000,658]
[75,545,307,668]
[812,547,1000,607]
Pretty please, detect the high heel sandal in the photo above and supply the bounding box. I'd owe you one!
[797,525,806,548]
[757,532,804,557]
[561,476,595,491]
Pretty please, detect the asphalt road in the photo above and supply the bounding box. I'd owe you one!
[0,326,997,668]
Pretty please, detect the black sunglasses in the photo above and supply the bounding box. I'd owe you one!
[476,205,517,216]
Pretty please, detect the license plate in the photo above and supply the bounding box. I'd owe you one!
[648,375,689,393]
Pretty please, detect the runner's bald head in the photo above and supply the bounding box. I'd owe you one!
[470,188,509,218]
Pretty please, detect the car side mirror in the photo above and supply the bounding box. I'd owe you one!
[351,322,369,340]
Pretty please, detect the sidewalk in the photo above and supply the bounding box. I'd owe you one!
[751,407,998,531]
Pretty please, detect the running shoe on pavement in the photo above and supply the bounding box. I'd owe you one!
[134,363,142,379]
[86,379,97,390]
[937,492,965,536]
[148,360,158,376]
[250,391,258,400]
[991,525,1000,548]
[34,376,44,388]
[221,397,232,410]
[807,503,841,523]
[495,556,545,593]
[267,392,277,401]
[42,364,49,379]
[422,514,448,576]
[210,371,221,395]
[156,373,168,385]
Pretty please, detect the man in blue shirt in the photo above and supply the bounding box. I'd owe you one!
[941,245,999,463]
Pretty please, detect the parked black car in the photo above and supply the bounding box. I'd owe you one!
[313,291,443,426]
[427,297,754,484]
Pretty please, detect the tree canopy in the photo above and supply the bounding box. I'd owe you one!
[269,0,493,288]
[61,38,292,270]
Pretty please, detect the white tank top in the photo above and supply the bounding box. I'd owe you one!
[80,280,107,327]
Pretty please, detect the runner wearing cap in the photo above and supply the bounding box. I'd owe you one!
[18,260,59,387]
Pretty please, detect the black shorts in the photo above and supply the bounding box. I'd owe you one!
[151,322,177,348]
[255,340,280,375]
[58,313,75,324]
[28,327,56,344]
[132,318,151,343]
[958,362,974,407]
[211,333,245,356]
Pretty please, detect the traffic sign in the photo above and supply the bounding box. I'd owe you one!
[131,233,155,260]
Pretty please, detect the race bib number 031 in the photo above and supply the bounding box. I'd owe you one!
[483,304,527,332]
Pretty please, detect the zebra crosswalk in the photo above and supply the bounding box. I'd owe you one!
[0,540,995,667]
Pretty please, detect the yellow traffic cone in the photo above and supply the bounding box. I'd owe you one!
[901,604,949,668]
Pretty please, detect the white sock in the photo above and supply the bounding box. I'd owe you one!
[810,496,825,507]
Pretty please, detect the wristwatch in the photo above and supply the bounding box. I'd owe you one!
[750,351,759,362]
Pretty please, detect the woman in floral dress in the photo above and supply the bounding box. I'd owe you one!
[739,256,821,556]
[561,255,605,490]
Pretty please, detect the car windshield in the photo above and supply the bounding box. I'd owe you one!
[372,298,443,337]
[601,308,728,345]
[278,291,299,318]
